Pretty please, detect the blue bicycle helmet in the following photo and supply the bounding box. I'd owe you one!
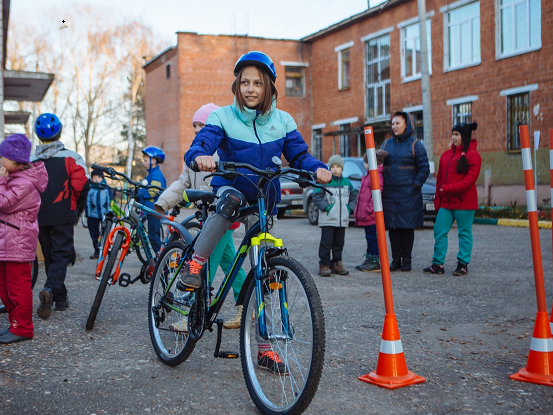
[35,113,63,141]
[142,146,165,164]
[234,51,276,82]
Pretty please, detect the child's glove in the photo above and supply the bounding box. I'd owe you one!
[324,203,334,214]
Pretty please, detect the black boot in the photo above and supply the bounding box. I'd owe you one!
[401,257,411,272]
[388,229,402,271]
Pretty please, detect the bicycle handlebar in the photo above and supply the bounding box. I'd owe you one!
[90,164,165,192]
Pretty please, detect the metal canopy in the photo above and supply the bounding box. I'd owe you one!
[5,110,30,124]
[4,70,54,102]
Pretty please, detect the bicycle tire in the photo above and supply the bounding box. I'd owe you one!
[98,218,114,260]
[86,232,125,331]
[133,229,149,266]
[81,214,88,228]
[240,255,325,415]
[148,242,196,366]
[31,257,38,290]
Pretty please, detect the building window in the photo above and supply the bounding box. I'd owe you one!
[166,64,171,79]
[339,124,351,157]
[402,20,432,81]
[339,48,351,90]
[507,93,529,150]
[312,129,323,161]
[409,111,425,142]
[446,2,480,70]
[498,0,541,57]
[366,34,391,121]
[453,102,473,125]
[285,67,305,97]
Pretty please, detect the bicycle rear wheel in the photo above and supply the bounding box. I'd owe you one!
[240,256,325,415]
[148,242,196,366]
[86,232,124,330]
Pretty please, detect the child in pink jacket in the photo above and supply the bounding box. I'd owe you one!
[0,134,48,344]
[354,150,387,272]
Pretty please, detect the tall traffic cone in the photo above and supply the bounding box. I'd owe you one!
[359,313,425,389]
[510,311,553,386]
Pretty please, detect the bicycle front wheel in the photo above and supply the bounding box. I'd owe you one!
[86,232,124,330]
[148,242,196,366]
[240,255,325,415]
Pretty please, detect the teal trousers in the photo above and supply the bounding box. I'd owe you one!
[432,208,475,266]
[208,229,246,302]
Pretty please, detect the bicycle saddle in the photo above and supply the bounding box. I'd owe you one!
[183,189,216,203]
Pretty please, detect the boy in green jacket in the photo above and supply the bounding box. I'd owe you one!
[313,155,357,276]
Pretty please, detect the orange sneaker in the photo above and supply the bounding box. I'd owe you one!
[179,259,203,289]
[258,351,289,374]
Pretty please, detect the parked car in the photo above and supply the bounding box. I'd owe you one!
[302,157,437,225]
[276,176,303,218]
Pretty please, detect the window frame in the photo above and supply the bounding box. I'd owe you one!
[166,63,171,79]
[505,92,530,151]
[365,33,391,122]
[443,1,481,72]
[311,127,323,161]
[399,19,433,82]
[335,41,354,91]
[284,66,306,98]
[495,0,542,59]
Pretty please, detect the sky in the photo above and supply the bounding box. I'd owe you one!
[12,0,387,46]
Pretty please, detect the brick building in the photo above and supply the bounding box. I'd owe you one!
[144,0,551,205]
[143,33,311,183]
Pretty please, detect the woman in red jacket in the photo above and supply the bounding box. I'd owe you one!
[424,122,481,276]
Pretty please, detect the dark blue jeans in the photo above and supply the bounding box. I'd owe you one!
[147,215,162,255]
[364,224,379,256]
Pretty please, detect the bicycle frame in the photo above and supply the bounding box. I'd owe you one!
[164,196,291,341]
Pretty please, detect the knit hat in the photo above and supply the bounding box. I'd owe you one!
[363,150,388,166]
[0,134,31,163]
[91,169,104,178]
[192,103,219,126]
[328,154,344,169]
[452,122,478,140]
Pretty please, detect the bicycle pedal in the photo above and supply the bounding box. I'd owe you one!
[217,351,239,359]
[118,273,132,287]
[176,281,196,292]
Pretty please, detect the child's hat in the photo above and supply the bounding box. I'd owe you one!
[452,122,478,140]
[0,134,31,164]
[328,154,344,169]
[192,103,219,126]
[91,169,104,178]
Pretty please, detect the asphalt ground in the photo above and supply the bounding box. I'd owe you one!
[1,213,553,414]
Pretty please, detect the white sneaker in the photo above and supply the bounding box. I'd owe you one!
[223,305,243,329]
[169,319,188,333]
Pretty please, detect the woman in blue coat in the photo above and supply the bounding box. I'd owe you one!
[381,112,430,271]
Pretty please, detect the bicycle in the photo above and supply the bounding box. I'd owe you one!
[85,165,198,331]
[148,159,327,415]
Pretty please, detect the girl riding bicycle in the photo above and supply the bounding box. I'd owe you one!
[181,51,331,372]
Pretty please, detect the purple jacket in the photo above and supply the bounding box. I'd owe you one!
[354,165,383,227]
[0,162,48,262]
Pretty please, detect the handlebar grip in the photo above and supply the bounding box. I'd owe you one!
[91,164,110,173]
[189,161,200,172]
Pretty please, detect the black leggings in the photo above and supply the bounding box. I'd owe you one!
[388,228,415,263]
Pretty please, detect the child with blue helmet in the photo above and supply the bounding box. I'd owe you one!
[182,51,331,373]
[138,146,167,254]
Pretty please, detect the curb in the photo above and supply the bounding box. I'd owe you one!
[473,218,551,229]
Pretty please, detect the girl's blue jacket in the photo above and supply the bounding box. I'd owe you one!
[185,101,326,211]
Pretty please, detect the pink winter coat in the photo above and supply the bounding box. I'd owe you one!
[0,162,48,262]
[354,165,383,227]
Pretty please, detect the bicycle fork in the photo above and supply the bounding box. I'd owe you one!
[94,227,131,284]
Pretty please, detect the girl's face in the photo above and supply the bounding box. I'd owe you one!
[239,66,265,109]
[391,116,407,136]
[193,121,205,135]
[0,157,18,172]
[452,131,463,147]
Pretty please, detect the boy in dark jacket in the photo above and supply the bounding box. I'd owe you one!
[86,169,111,259]
[313,155,357,276]
[32,113,90,319]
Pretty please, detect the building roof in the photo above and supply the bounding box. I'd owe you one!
[301,0,408,42]
[4,70,54,101]
[143,46,177,72]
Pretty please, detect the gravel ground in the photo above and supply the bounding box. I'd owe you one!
[1,214,553,414]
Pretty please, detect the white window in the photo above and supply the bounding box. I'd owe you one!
[284,67,305,97]
[452,102,473,125]
[446,2,480,70]
[401,20,432,81]
[497,0,541,58]
[365,34,391,121]
[311,128,323,161]
[335,41,353,90]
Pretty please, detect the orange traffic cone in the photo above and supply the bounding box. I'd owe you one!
[359,313,425,389]
[510,311,553,386]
